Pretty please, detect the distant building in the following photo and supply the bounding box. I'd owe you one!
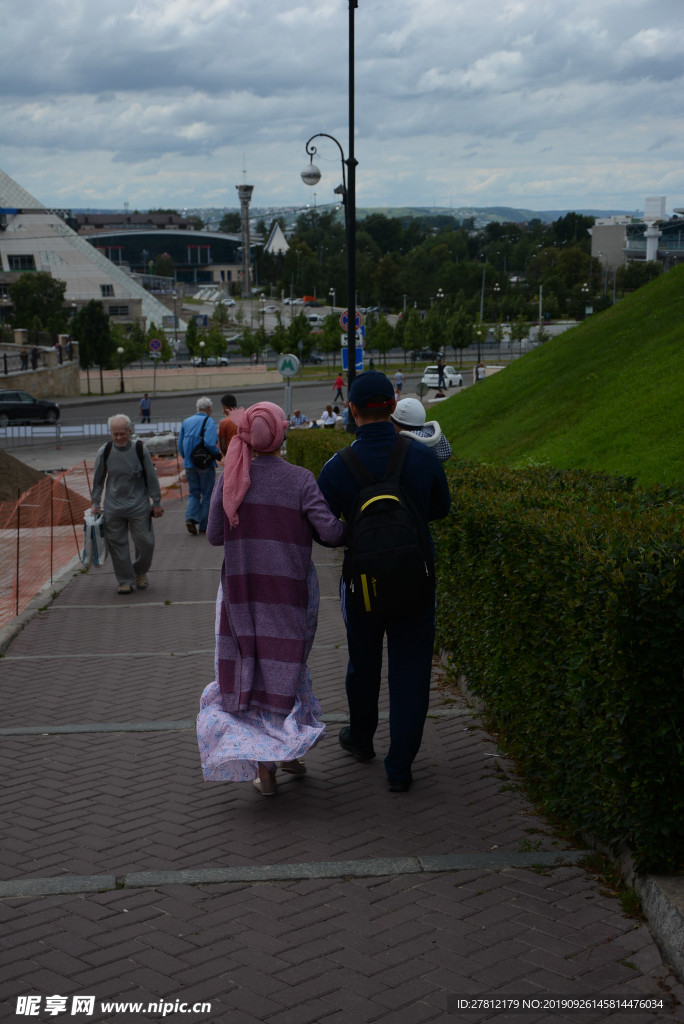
[264,221,289,256]
[75,212,195,233]
[0,168,176,329]
[80,227,246,286]
[589,197,684,268]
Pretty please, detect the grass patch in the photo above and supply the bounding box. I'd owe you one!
[433,265,684,486]
[578,852,645,920]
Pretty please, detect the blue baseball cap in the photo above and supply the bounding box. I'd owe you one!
[348,371,395,409]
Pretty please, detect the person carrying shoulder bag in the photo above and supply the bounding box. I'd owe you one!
[178,396,222,535]
[91,414,163,595]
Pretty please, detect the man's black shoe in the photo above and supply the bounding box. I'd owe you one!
[338,727,375,761]
[387,775,412,793]
[186,520,198,536]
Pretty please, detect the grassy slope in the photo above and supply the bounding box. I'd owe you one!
[433,265,684,485]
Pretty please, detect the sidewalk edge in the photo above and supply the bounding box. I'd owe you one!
[0,553,81,656]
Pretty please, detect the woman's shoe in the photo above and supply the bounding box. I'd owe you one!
[278,759,307,775]
[253,773,277,796]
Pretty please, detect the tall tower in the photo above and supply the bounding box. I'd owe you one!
[236,184,254,298]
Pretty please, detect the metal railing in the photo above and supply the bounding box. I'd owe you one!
[0,421,182,449]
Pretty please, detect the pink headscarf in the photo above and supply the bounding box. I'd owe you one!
[222,401,288,527]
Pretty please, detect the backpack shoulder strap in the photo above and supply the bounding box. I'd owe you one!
[135,439,148,492]
[103,440,113,467]
[383,433,412,485]
[199,413,209,439]
[337,445,377,489]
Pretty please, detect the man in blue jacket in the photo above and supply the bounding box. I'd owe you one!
[178,396,221,534]
[317,371,451,791]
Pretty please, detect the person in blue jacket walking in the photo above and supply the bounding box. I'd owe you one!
[178,396,221,534]
[317,371,451,792]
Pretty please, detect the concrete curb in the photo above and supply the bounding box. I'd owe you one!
[0,552,82,656]
[440,653,684,984]
[0,851,590,898]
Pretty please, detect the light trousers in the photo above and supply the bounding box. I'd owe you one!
[103,511,155,586]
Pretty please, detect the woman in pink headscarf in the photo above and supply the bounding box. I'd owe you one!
[197,402,345,795]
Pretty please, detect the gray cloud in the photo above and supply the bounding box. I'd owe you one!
[0,0,682,209]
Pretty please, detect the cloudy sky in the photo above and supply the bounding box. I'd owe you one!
[1,0,682,212]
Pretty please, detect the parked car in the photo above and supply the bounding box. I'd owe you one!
[190,355,229,367]
[306,353,325,364]
[264,305,279,313]
[0,390,60,427]
[303,300,323,307]
[306,313,325,325]
[421,365,463,388]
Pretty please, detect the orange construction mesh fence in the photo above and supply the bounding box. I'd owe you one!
[0,455,187,628]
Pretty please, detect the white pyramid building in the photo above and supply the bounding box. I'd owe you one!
[0,168,179,330]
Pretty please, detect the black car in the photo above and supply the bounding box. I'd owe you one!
[306,354,325,364]
[0,390,60,427]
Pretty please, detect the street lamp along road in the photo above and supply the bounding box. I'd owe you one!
[117,347,125,394]
[301,1,359,431]
[199,340,205,367]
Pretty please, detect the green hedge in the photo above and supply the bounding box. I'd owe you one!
[433,463,684,873]
[286,429,350,476]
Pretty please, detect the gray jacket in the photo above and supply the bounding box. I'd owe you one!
[92,440,162,517]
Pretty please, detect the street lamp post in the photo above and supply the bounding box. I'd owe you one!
[199,340,205,367]
[260,294,266,331]
[117,347,125,393]
[329,287,335,312]
[476,330,482,363]
[301,1,359,425]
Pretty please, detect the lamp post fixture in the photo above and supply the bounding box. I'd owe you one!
[436,287,444,305]
[117,347,125,393]
[301,1,359,422]
[581,282,590,317]
[494,282,500,317]
[260,293,266,331]
[199,340,205,367]
[476,329,482,363]
[329,287,335,312]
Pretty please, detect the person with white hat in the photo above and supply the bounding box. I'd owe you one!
[391,398,453,463]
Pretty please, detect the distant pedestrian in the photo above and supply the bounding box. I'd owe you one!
[178,396,221,535]
[218,393,238,456]
[340,400,350,429]
[54,339,63,365]
[30,345,39,370]
[91,414,163,595]
[436,358,446,390]
[65,339,73,361]
[369,357,375,370]
[317,371,451,792]
[20,347,29,371]
[139,393,151,423]
[198,402,345,794]
[321,404,337,429]
[333,374,345,401]
[289,409,311,428]
[475,362,486,383]
[394,369,404,393]
[391,397,453,462]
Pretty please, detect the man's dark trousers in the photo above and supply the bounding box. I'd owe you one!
[343,590,435,782]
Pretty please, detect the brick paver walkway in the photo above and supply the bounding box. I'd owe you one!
[1,505,682,1022]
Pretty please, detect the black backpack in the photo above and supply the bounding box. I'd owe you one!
[338,434,435,616]
[103,439,148,491]
[190,414,214,470]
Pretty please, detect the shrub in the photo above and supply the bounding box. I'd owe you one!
[286,429,349,477]
[433,462,684,874]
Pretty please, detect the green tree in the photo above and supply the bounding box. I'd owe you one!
[184,316,200,358]
[219,212,241,233]
[186,215,204,231]
[206,323,227,359]
[270,315,289,356]
[237,325,262,363]
[372,314,394,368]
[72,300,114,395]
[423,309,445,356]
[509,314,530,356]
[212,301,231,330]
[111,323,145,368]
[403,309,423,365]
[8,272,68,331]
[154,253,175,279]
[288,312,314,362]
[536,324,552,344]
[319,313,342,367]
[128,321,147,366]
[446,310,474,367]
[491,317,506,357]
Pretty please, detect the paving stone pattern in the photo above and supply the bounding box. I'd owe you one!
[1,506,682,1021]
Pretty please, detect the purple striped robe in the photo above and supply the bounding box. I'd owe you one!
[207,457,345,714]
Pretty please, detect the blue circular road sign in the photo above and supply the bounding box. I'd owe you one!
[340,309,362,332]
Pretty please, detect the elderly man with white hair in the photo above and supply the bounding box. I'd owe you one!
[177,396,222,535]
[91,414,163,594]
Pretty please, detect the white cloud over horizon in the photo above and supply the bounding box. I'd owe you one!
[1,0,682,212]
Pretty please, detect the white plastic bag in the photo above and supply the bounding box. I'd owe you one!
[81,511,108,567]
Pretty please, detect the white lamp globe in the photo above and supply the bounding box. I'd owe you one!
[301,163,322,186]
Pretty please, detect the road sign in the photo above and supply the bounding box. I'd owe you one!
[340,309,362,332]
[149,353,162,359]
[342,348,364,372]
[149,338,162,352]
[277,353,300,378]
[340,332,365,349]
[415,381,429,398]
